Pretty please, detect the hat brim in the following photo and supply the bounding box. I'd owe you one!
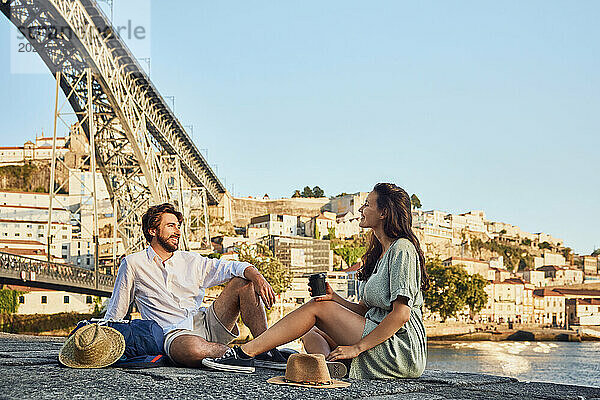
[59,326,126,369]
[267,376,350,389]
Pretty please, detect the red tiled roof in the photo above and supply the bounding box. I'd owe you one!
[0,190,67,196]
[553,288,600,297]
[574,298,600,306]
[316,213,335,221]
[533,288,564,297]
[503,277,526,285]
[0,219,69,225]
[0,239,45,245]
[3,248,46,256]
[444,257,487,263]
[536,265,562,271]
[5,284,54,292]
[0,204,66,211]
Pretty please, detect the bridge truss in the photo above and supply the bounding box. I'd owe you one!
[1,0,224,265]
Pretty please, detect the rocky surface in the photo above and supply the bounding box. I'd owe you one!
[1,333,599,400]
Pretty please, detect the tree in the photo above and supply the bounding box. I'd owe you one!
[539,241,552,250]
[0,288,24,314]
[410,194,422,209]
[238,243,292,295]
[561,247,573,264]
[592,248,600,257]
[465,273,488,315]
[500,229,507,235]
[313,186,325,198]
[301,186,314,198]
[291,190,301,198]
[521,238,532,246]
[333,245,366,268]
[423,259,488,321]
[322,227,336,240]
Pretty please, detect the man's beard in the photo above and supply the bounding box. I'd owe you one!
[157,231,179,252]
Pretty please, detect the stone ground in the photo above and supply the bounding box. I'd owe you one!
[1,333,599,400]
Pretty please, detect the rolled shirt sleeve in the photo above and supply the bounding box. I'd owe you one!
[387,242,419,308]
[104,257,135,320]
[199,256,251,288]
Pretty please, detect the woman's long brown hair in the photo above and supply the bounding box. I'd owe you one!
[357,183,429,291]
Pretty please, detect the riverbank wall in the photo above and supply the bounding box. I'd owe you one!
[1,333,599,400]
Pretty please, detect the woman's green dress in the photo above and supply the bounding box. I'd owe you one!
[349,238,427,379]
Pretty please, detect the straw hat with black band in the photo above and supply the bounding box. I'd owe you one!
[267,353,351,389]
[59,323,125,368]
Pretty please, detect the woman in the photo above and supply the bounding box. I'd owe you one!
[203,183,428,379]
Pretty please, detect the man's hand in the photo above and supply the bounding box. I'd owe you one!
[244,266,276,309]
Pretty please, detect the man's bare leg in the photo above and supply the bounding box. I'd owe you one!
[169,335,228,368]
[212,276,268,337]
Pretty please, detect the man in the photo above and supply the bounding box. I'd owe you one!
[105,203,285,369]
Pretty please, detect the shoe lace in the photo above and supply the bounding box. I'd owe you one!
[220,347,237,360]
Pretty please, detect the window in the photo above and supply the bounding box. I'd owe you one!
[41,296,47,304]
[86,258,90,266]
[15,233,20,237]
[63,296,69,304]
[19,296,24,304]
[86,296,93,304]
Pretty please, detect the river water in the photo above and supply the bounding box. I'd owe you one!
[427,341,600,388]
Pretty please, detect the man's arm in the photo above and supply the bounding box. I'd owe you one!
[104,257,135,320]
[243,265,276,309]
[200,257,276,308]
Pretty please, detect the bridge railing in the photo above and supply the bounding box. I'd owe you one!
[0,251,115,292]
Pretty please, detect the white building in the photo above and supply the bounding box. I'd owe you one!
[0,134,69,166]
[325,192,368,217]
[334,211,366,239]
[413,210,453,242]
[248,214,298,237]
[304,212,336,239]
[9,285,101,315]
[0,192,73,260]
[534,252,567,268]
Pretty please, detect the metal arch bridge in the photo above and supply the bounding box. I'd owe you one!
[0,0,225,254]
[0,251,115,297]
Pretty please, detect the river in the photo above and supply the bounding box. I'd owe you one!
[427,341,600,388]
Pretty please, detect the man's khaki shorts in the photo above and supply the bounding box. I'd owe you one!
[164,303,239,362]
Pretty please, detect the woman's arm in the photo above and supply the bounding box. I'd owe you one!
[313,283,368,316]
[326,296,410,361]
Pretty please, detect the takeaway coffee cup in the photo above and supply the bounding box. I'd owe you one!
[308,273,327,297]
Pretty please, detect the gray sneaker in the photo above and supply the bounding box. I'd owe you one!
[254,348,287,370]
[326,361,348,379]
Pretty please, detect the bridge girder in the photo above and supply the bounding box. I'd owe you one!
[1,0,225,253]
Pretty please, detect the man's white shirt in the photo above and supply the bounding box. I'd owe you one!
[104,246,251,333]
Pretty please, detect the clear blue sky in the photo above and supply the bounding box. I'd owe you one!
[1,1,598,254]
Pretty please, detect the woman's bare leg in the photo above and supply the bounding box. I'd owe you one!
[302,327,336,355]
[240,299,365,357]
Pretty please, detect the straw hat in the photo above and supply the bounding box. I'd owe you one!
[267,353,350,388]
[59,323,125,368]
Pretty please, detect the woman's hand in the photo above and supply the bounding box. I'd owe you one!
[310,282,335,302]
[326,345,362,361]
